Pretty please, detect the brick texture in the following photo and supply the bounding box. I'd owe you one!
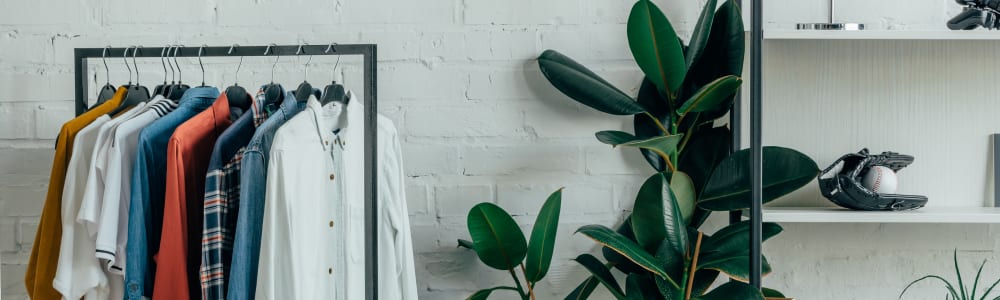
[0,1,995,299]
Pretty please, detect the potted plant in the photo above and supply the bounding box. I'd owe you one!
[900,250,1000,300]
[534,0,819,298]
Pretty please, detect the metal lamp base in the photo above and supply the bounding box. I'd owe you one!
[796,23,865,30]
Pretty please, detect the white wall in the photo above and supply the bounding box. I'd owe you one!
[1,0,997,299]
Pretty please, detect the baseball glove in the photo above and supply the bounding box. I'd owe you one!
[817,148,928,211]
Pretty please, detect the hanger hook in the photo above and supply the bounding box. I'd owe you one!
[198,44,206,86]
[160,46,168,83]
[102,46,111,85]
[132,45,141,85]
[123,46,133,85]
[174,45,184,83]
[297,43,312,82]
[325,43,341,83]
[166,46,176,83]
[266,43,279,84]
[229,44,242,86]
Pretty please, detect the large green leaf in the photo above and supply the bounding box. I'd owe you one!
[670,172,697,223]
[695,281,764,300]
[574,254,626,299]
[467,286,520,300]
[678,125,732,195]
[595,131,683,160]
[538,50,645,115]
[698,147,819,211]
[631,173,667,252]
[525,189,562,283]
[676,75,741,116]
[466,203,528,270]
[576,225,670,280]
[602,217,646,274]
[654,238,685,289]
[686,0,719,68]
[684,0,745,93]
[627,0,686,97]
[690,269,721,297]
[625,273,656,300]
[634,78,670,172]
[700,221,782,255]
[565,276,600,300]
[698,253,773,281]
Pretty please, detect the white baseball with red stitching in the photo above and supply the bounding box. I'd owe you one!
[862,166,898,194]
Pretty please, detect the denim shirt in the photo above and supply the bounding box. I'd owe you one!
[125,87,219,300]
[226,90,304,300]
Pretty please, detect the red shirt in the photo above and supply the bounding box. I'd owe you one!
[154,93,233,300]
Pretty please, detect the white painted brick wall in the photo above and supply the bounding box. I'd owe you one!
[1,0,997,299]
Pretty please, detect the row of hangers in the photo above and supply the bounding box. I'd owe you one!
[90,43,348,117]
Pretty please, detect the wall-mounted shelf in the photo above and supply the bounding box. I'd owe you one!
[761,207,1000,224]
[765,30,1000,40]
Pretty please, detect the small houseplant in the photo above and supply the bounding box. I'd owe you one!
[458,189,563,300]
[536,0,819,298]
[900,250,1000,300]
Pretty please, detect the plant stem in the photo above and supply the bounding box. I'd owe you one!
[676,114,700,154]
[684,232,705,300]
[643,112,671,135]
[520,263,537,300]
[508,268,529,299]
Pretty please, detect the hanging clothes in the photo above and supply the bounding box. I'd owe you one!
[255,91,417,299]
[125,87,219,300]
[25,87,125,300]
[227,88,303,300]
[199,88,269,300]
[154,91,236,300]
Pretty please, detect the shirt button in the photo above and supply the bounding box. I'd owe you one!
[324,140,329,145]
[329,174,335,180]
[328,268,333,274]
[329,221,334,227]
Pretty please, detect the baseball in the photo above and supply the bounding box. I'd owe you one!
[862,166,898,194]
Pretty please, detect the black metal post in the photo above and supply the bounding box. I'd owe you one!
[749,0,764,290]
[729,0,745,226]
[73,44,380,299]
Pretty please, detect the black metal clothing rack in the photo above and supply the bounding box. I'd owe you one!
[72,44,381,299]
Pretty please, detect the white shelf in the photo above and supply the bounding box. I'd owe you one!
[761,207,1000,224]
[764,30,1000,40]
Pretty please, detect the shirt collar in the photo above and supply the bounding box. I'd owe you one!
[210,92,233,131]
[306,94,347,150]
[178,86,220,109]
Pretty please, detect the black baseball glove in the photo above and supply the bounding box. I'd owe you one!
[817,149,928,211]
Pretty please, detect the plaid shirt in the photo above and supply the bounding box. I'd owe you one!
[200,90,269,300]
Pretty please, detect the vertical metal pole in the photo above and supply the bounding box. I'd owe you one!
[74,49,88,116]
[749,0,764,290]
[993,134,1000,207]
[364,45,379,300]
[729,0,744,226]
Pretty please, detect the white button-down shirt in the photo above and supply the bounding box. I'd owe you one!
[53,115,111,300]
[256,92,416,299]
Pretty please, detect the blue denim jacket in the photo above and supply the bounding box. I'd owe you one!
[125,87,219,300]
[226,90,305,300]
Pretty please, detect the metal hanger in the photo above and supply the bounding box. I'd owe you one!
[320,43,347,105]
[153,46,168,96]
[294,43,314,102]
[262,44,284,106]
[91,46,117,109]
[166,44,190,101]
[109,45,150,117]
[223,44,251,111]
[198,45,209,87]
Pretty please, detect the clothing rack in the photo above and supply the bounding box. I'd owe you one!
[72,44,381,299]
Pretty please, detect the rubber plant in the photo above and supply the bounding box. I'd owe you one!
[458,189,563,300]
[536,0,819,298]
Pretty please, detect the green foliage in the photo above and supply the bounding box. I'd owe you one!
[460,190,563,300]
[534,0,822,298]
[900,250,1000,300]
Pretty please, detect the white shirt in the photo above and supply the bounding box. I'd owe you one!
[256,92,417,299]
[97,96,176,272]
[53,115,111,300]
